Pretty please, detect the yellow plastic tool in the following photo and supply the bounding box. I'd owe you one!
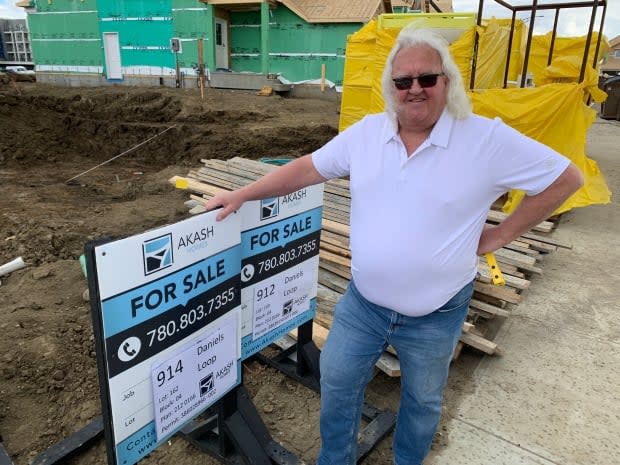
[485,252,506,286]
[175,177,189,190]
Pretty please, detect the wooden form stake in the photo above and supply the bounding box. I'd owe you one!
[197,39,205,101]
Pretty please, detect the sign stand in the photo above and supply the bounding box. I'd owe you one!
[256,320,397,463]
[82,207,307,465]
[0,439,14,465]
[25,386,302,465]
[29,417,104,465]
[180,385,302,465]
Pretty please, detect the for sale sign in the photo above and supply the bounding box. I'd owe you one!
[238,186,323,359]
[86,210,242,465]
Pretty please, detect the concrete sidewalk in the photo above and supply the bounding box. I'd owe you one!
[426,119,620,465]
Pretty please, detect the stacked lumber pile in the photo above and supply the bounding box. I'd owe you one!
[170,157,571,377]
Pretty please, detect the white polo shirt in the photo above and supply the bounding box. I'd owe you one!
[312,110,570,316]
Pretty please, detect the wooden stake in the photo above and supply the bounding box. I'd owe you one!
[197,39,205,101]
[320,63,326,92]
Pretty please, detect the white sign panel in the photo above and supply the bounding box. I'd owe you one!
[239,185,324,359]
[88,210,242,465]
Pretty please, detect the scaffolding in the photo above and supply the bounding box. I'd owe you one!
[3,28,33,63]
[0,20,32,64]
[471,0,608,89]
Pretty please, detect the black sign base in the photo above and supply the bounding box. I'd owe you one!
[255,320,396,463]
[26,387,298,465]
[0,440,14,465]
[180,385,303,465]
[29,416,103,465]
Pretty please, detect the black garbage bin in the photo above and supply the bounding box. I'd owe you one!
[601,76,620,120]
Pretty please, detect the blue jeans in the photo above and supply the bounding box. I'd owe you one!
[318,280,474,465]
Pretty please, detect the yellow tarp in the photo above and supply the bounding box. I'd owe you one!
[468,18,527,89]
[338,14,611,214]
[528,32,609,87]
[471,84,611,214]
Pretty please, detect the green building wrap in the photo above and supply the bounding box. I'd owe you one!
[28,0,102,72]
[171,1,212,76]
[231,7,360,86]
[97,0,175,77]
[24,0,362,86]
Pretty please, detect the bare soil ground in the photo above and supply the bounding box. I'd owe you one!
[0,82,480,465]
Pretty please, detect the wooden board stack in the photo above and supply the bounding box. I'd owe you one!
[170,157,571,377]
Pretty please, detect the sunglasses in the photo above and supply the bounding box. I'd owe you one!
[392,73,445,90]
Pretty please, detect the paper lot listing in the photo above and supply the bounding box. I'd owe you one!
[92,211,242,465]
[150,319,238,441]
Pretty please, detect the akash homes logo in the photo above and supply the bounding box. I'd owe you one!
[142,233,174,275]
[260,197,279,220]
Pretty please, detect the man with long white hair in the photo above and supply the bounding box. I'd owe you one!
[207,25,583,465]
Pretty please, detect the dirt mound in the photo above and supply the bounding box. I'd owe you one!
[0,85,338,168]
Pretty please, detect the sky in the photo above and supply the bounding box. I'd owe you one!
[0,0,618,40]
[453,0,619,40]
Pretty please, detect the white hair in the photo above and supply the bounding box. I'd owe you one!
[381,26,472,122]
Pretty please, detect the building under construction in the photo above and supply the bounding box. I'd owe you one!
[18,0,449,89]
[0,18,32,66]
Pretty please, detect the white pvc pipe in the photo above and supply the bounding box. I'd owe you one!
[0,257,26,277]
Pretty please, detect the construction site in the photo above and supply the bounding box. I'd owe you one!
[0,1,618,464]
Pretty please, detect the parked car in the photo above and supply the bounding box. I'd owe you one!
[3,66,36,82]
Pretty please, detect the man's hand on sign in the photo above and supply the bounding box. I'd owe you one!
[205,190,245,221]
